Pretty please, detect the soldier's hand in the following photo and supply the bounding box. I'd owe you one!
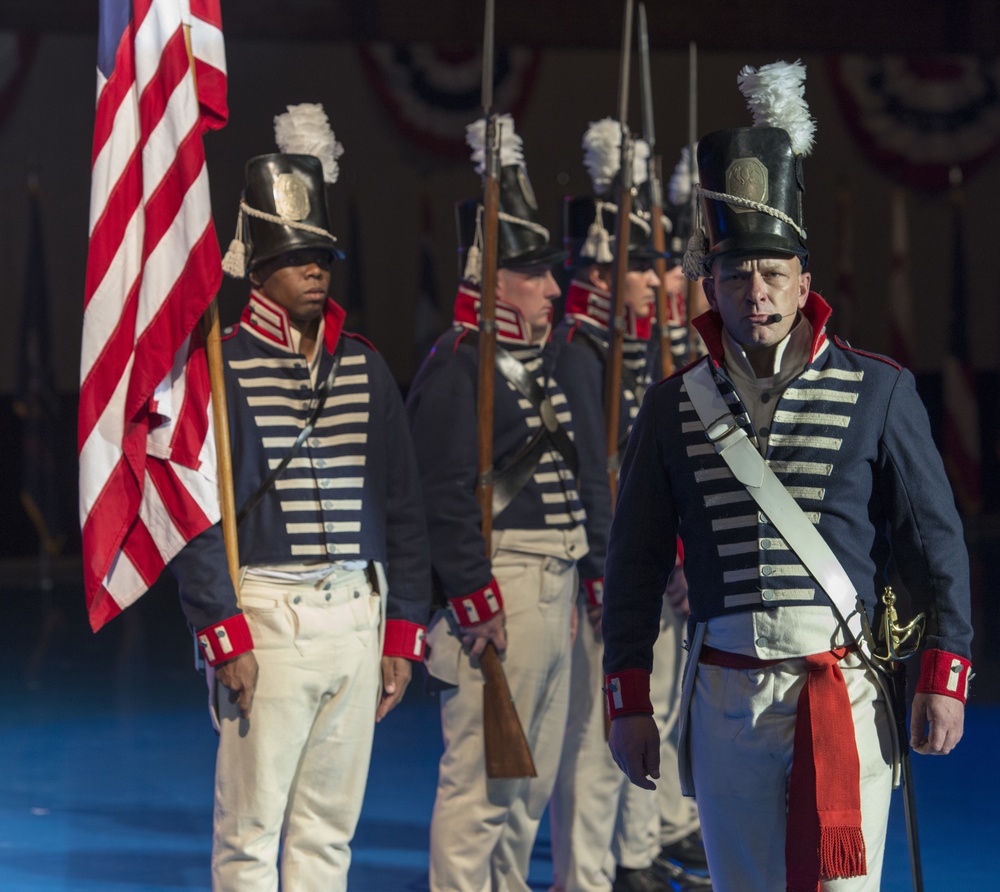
[215,651,259,719]
[461,611,507,661]
[608,714,660,790]
[910,692,965,755]
[665,564,690,617]
[377,656,412,722]
[586,603,603,635]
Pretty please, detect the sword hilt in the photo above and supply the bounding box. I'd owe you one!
[874,585,926,662]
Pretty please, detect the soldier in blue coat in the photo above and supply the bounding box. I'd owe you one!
[548,120,710,892]
[602,64,973,892]
[170,105,430,892]
[408,114,588,892]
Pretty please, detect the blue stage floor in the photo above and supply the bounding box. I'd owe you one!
[1,574,996,891]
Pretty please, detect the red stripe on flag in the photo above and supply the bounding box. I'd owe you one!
[88,583,124,631]
[120,512,167,588]
[147,458,212,541]
[77,281,140,453]
[84,148,142,308]
[127,224,221,422]
[169,322,213,470]
[137,27,189,146]
[194,59,227,129]
[82,455,142,604]
[91,33,137,165]
[190,0,220,26]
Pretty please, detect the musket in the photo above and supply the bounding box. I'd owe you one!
[604,0,635,507]
[637,3,673,381]
[685,40,698,361]
[476,0,537,780]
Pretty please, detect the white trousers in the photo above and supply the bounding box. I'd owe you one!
[211,568,383,892]
[550,598,701,890]
[688,651,893,892]
[428,527,585,892]
[549,596,659,892]
[648,607,700,848]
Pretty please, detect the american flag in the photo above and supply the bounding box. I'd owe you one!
[79,0,227,631]
[942,178,982,515]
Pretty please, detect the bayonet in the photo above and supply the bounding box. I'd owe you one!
[605,0,635,504]
[638,2,673,378]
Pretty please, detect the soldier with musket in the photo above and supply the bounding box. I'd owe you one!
[601,62,973,891]
[548,118,685,892]
[407,114,588,891]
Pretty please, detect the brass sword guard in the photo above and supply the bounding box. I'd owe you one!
[872,585,926,662]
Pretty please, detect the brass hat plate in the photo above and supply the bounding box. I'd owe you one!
[725,157,769,215]
[273,173,311,221]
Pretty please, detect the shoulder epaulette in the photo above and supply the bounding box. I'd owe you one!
[343,330,378,353]
[833,336,902,371]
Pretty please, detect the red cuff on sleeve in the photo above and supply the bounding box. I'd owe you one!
[196,613,254,667]
[449,578,504,627]
[917,648,972,704]
[605,668,654,720]
[583,577,604,607]
[383,619,428,661]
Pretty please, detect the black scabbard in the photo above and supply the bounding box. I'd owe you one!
[887,660,924,892]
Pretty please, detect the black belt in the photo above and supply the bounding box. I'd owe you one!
[490,342,579,476]
[461,332,580,517]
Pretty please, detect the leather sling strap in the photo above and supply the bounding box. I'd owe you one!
[236,337,347,527]
[493,343,579,476]
[490,428,549,518]
[681,360,863,641]
[461,330,580,477]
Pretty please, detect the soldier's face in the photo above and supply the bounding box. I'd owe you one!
[662,264,687,297]
[622,264,660,319]
[252,249,333,331]
[496,266,561,336]
[703,254,809,355]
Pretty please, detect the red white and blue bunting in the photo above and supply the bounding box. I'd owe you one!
[828,55,1000,190]
[357,43,541,160]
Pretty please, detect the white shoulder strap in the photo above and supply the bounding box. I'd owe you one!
[682,361,863,641]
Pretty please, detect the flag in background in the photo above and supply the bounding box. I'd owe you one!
[942,173,982,515]
[15,180,65,559]
[887,187,916,369]
[79,0,227,631]
[832,185,855,343]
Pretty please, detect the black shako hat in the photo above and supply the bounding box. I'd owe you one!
[456,114,566,283]
[563,182,664,269]
[683,61,815,278]
[243,153,343,269]
[696,126,807,271]
[221,103,345,278]
[564,118,666,269]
